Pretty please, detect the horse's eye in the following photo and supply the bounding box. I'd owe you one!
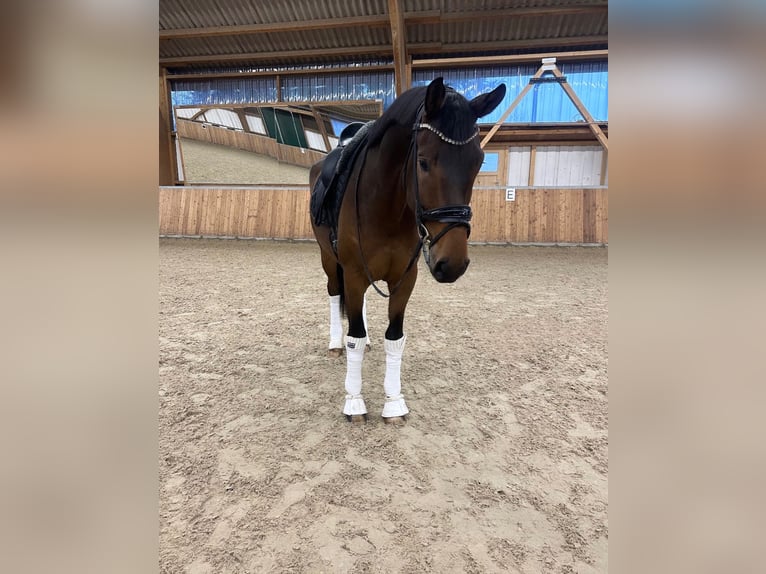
[418,158,429,172]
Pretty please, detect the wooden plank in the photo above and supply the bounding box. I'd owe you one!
[600,150,608,186]
[413,50,607,68]
[159,11,442,40]
[159,68,177,186]
[158,186,607,243]
[480,66,545,148]
[160,15,391,39]
[412,36,609,57]
[160,37,606,66]
[528,145,537,186]
[550,66,608,151]
[167,65,395,81]
[441,5,606,22]
[582,189,598,243]
[161,45,396,66]
[388,0,408,97]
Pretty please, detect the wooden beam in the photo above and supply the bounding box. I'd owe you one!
[159,11,441,40]
[404,54,413,92]
[158,68,178,186]
[311,109,332,152]
[413,50,608,68]
[159,6,605,40]
[388,0,408,96]
[409,36,609,56]
[160,37,606,67]
[167,64,395,81]
[550,66,608,151]
[480,66,546,149]
[528,145,537,186]
[160,45,397,66]
[440,5,608,22]
[600,150,608,185]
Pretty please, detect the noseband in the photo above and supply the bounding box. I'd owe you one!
[354,103,478,298]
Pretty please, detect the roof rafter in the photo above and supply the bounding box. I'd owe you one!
[160,36,607,66]
[159,5,607,40]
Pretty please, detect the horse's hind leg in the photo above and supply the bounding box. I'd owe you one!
[320,248,345,357]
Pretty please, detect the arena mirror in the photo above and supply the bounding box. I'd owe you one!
[174,101,383,186]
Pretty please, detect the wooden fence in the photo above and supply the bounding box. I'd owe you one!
[177,119,325,168]
[159,186,608,244]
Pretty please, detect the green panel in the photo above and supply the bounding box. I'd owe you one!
[255,107,308,149]
[260,107,278,139]
[274,109,308,148]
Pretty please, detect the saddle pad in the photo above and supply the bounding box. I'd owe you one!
[310,121,372,229]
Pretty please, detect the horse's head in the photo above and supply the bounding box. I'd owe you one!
[413,78,506,283]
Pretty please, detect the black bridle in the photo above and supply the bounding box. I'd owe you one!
[355,104,478,298]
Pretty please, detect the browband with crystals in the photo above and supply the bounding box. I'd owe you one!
[414,123,480,146]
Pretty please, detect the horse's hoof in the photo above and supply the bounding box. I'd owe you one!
[383,415,407,425]
[327,348,344,358]
[346,414,368,424]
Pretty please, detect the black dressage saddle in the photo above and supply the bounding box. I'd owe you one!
[310,122,370,231]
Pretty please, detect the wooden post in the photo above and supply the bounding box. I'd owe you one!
[600,149,608,185]
[550,66,608,151]
[159,67,179,185]
[528,145,537,186]
[311,108,332,152]
[480,66,545,148]
[388,0,408,96]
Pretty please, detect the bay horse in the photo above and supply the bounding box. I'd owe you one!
[310,77,506,423]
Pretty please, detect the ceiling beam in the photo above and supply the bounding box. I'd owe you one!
[439,5,607,23]
[167,64,395,81]
[160,45,396,66]
[159,6,606,40]
[388,0,408,96]
[412,50,607,68]
[159,11,440,40]
[160,36,605,66]
[408,36,609,56]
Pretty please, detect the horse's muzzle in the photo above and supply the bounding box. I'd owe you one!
[431,257,470,283]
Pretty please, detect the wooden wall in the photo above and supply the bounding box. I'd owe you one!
[177,119,325,168]
[159,186,607,244]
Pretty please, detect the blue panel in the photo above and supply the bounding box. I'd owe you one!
[330,118,349,136]
[281,72,395,107]
[413,61,607,124]
[480,152,499,172]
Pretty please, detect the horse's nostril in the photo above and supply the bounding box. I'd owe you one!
[433,258,448,279]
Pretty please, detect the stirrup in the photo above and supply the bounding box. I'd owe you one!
[381,394,409,418]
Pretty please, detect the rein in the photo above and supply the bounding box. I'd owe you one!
[354,104,476,298]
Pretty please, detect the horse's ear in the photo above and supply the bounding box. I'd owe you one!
[469,83,507,118]
[425,77,446,119]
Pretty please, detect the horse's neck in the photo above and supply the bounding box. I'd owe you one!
[365,126,412,209]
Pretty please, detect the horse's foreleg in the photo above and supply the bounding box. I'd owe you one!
[381,272,417,422]
[342,277,369,421]
[362,293,371,348]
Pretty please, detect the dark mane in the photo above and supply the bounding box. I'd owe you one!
[366,84,476,148]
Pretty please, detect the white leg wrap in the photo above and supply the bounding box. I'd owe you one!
[362,295,370,346]
[383,335,406,397]
[382,336,409,418]
[343,336,367,397]
[382,394,409,418]
[343,394,367,416]
[329,295,343,349]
